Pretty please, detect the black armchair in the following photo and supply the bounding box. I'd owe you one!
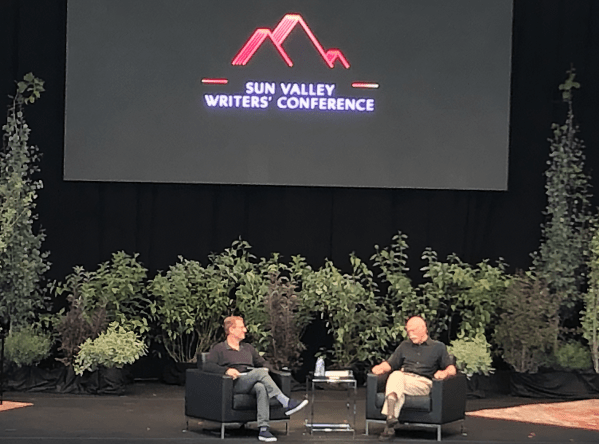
[365,371,467,441]
[185,355,292,439]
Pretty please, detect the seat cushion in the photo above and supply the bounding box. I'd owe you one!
[375,392,432,412]
[233,394,283,411]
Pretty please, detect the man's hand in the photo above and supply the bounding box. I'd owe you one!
[433,365,457,380]
[225,368,241,379]
[371,361,392,375]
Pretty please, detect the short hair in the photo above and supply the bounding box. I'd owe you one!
[224,316,244,335]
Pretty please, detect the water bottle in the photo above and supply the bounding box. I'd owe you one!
[314,356,325,377]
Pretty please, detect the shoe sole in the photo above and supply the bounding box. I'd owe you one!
[285,399,308,415]
[258,437,277,442]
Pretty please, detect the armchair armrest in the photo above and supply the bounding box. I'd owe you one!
[429,373,467,424]
[185,368,234,422]
[366,372,389,419]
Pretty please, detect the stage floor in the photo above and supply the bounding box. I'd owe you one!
[1,382,598,444]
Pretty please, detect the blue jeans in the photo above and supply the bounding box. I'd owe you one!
[233,368,283,428]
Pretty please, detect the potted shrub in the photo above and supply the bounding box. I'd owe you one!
[3,325,56,392]
[148,240,256,383]
[49,253,150,393]
[148,256,232,367]
[447,334,495,397]
[73,322,147,394]
[4,325,53,368]
[261,269,309,371]
[0,73,50,330]
[492,272,582,398]
[372,232,510,345]
[553,341,593,372]
[292,253,389,382]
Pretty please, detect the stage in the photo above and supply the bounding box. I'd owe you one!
[1,382,598,444]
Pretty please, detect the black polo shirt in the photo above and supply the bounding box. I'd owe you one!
[203,341,268,374]
[386,337,453,379]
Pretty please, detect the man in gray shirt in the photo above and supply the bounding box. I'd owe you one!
[371,316,456,441]
[204,316,308,442]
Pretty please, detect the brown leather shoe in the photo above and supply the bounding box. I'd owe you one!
[378,426,396,441]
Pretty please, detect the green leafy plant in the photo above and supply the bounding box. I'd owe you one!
[292,253,388,368]
[73,322,147,375]
[532,67,593,342]
[0,73,50,328]
[148,256,232,363]
[68,252,150,336]
[4,325,53,367]
[373,233,510,347]
[416,249,510,343]
[581,219,599,372]
[229,244,271,351]
[447,335,494,378]
[493,272,560,373]
[371,232,418,347]
[554,341,592,372]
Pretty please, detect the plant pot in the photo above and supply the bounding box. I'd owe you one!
[97,366,129,395]
[4,364,130,395]
[466,370,511,398]
[510,370,599,399]
[161,360,196,385]
[4,365,64,392]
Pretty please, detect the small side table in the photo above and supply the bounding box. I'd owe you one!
[305,371,357,437]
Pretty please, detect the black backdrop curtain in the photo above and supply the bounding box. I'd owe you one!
[1,0,599,285]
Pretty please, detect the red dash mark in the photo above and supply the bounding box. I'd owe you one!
[352,82,379,89]
[202,78,229,84]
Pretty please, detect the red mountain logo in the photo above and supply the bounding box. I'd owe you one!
[232,14,350,69]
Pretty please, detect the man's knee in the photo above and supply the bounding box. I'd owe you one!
[254,382,267,395]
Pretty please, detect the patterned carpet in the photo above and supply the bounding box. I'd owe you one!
[467,399,599,431]
[0,401,33,412]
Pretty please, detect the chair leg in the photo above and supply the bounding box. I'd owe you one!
[365,420,369,436]
[286,421,289,435]
[221,423,225,439]
[436,424,441,441]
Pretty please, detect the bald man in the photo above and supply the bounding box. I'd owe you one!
[371,316,456,441]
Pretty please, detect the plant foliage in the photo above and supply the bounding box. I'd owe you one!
[533,68,592,328]
[493,272,560,373]
[65,252,150,336]
[73,322,147,375]
[0,73,50,328]
[372,233,509,347]
[4,324,53,367]
[554,341,592,372]
[292,253,388,367]
[54,277,108,366]
[582,220,599,372]
[447,334,494,378]
[148,255,232,363]
[263,269,309,370]
[416,249,510,343]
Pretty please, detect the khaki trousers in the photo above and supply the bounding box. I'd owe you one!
[381,371,432,418]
